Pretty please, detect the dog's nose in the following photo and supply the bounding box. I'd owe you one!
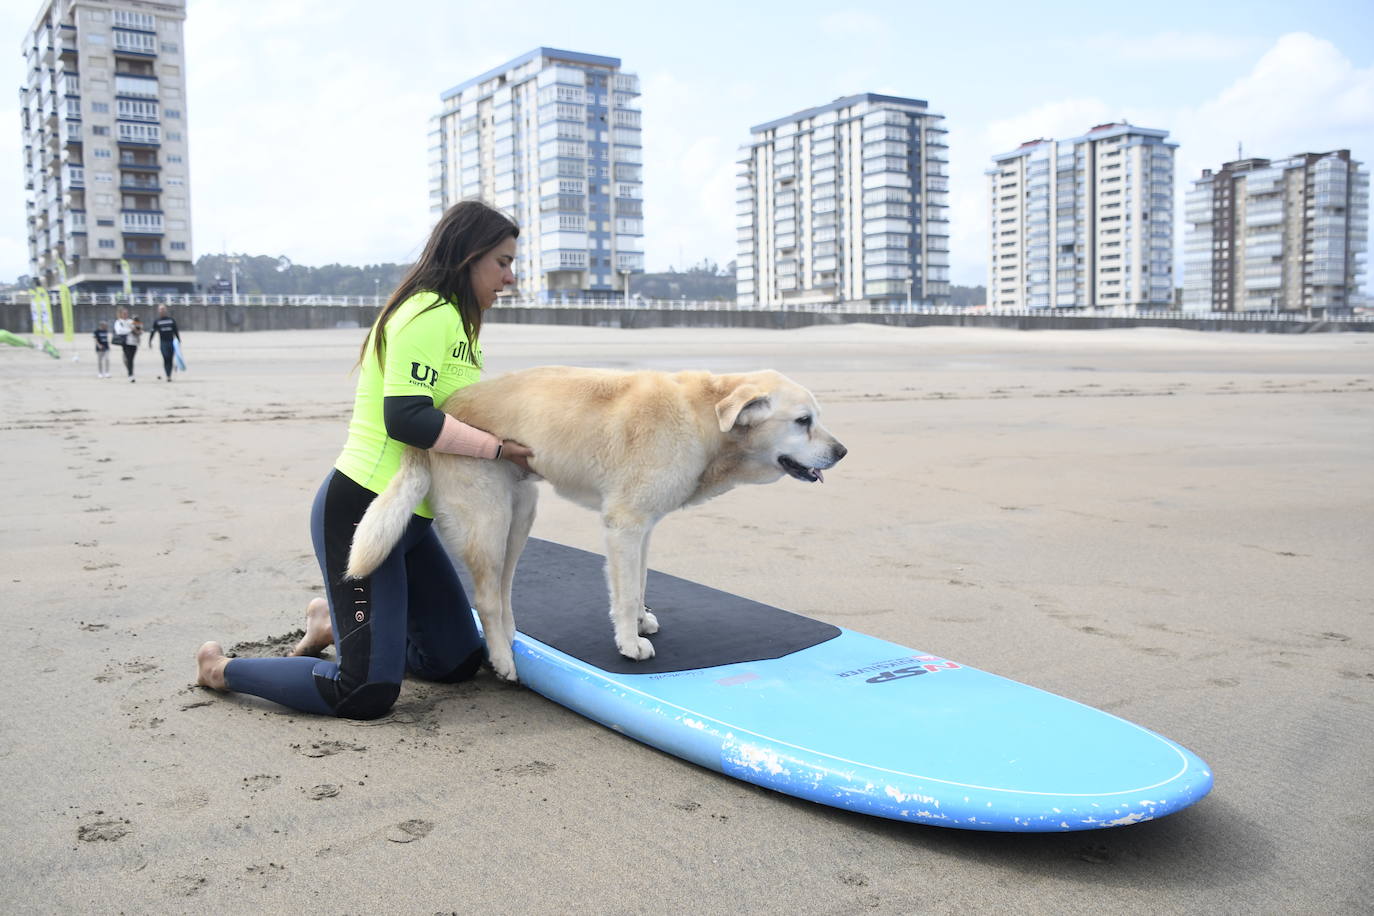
[831,443,848,463]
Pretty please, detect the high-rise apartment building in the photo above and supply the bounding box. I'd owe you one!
[1182,150,1369,314]
[430,48,643,302]
[735,93,949,308]
[19,0,194,294]
[987,123,1174,309]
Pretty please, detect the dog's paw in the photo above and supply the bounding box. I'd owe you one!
[488,654,519,683]
[638,609,659,635]
[618,636,656,661]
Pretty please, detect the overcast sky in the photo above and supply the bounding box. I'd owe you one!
[3,0,1371,286]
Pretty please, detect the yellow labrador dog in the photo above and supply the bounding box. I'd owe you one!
[346,367,846,682]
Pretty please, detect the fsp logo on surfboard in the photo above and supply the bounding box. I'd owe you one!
[864,661,961,684]
[835,654,962,684]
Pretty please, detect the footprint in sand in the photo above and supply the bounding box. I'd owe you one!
[78,818,131,842]
[294,739,367,758]
[386,819,434,843]
[306,784,341,800]
[240,774,281,795]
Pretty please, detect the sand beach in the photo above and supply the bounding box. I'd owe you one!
[1,323,1371,914]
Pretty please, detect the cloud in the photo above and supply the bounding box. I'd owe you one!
[946,32,1374,291]
[640,70,743,272]
[1176,32,1374,164]
[983,98,1118,154]
[1078,31,1263,63]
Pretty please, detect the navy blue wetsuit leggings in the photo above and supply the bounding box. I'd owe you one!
[223,469,484,718]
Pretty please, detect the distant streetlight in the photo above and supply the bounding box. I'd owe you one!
[906,276,913,311]
[621,268,630,308]
[227,255,241,300]
[374,277,380,303]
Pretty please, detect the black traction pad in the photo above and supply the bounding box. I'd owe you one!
[456,538,840,675]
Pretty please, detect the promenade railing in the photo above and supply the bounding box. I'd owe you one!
[1,291,1370,324]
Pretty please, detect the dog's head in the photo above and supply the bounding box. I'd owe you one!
[715,371,847,483]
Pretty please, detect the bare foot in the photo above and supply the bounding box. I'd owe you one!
[289,598,333,657]
[196,641,230,690]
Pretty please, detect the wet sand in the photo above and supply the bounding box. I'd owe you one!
[1,324,1371,914]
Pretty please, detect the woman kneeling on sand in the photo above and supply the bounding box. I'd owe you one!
[195,200,533,718]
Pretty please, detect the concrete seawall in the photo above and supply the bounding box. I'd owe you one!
[2,301,1368,335]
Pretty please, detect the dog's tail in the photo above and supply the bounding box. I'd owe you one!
[345,447,432,579]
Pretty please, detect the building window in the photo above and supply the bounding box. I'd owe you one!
[93,148,111,158]
[98,239,115,248]
[112,9,156,29]
[92,125,110,136]
[170,241,185,250]
[91,102,109,113]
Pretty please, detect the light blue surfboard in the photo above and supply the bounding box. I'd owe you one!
[477,539,1213,832]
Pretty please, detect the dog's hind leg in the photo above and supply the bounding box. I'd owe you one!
[430,464,519,683]
[637,528,658,636]
[498,478,539,658]
[602,509,656,661]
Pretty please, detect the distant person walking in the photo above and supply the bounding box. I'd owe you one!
[111,307,139,382]
[93,321,111,378]
[148,304,181,381]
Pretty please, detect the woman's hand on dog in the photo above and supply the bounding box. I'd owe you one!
[500,439,535,473]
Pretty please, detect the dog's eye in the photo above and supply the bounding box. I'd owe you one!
[795,415,812,428]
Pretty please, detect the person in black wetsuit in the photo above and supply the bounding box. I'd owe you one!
[193,200,534,720]
[148,305,180,381]
[93,321,111,378]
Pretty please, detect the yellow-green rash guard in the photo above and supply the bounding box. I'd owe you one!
[334,292,483,518]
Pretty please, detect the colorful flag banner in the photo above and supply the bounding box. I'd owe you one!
[31,287,53,337]
[56,258,74,342]
[120,258,133,300]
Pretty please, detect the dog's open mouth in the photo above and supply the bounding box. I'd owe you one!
[779,455,824,483]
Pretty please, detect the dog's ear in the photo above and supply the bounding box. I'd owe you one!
[716,384,772,431]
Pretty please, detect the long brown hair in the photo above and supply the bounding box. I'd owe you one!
[360,199,519,368]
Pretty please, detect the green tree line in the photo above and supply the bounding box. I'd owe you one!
[193,253,985,305]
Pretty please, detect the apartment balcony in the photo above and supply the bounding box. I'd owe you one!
[121,210,164,234]
[117,123,161,146]
[112,30,158,58]
[120,175,161,192]
[540,249,588,271]
[863,279,909,297]
[114,75,158,98]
